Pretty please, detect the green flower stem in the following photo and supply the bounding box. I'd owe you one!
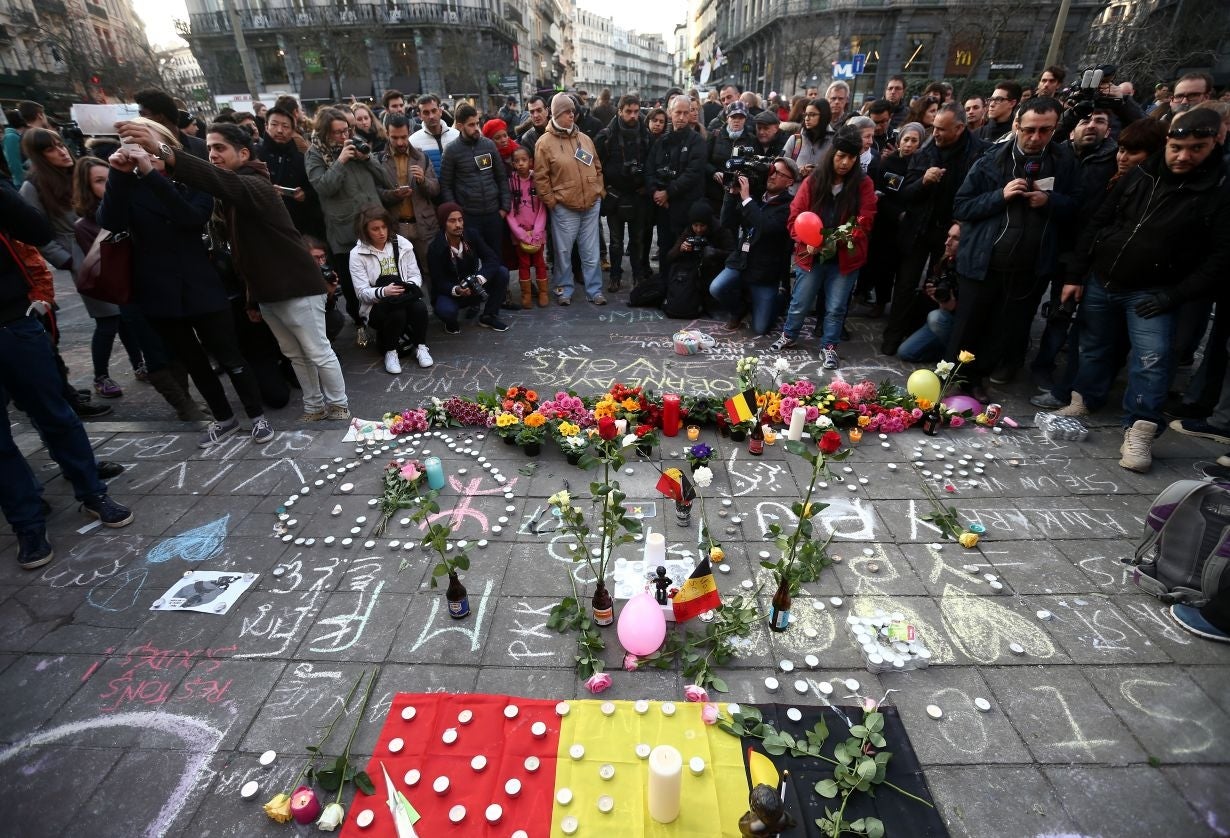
[289,670,365,793]
[781,453,827,578]
[331,667,378,802]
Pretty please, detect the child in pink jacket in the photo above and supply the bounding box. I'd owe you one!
[506,146,549,307]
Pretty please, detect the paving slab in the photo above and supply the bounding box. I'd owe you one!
[1044,765,1218,837]
[927,765,1082,838]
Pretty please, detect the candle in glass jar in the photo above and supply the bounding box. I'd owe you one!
[787,407,807,441]
[763,426,777,445]
[662,394,681,437]
[646,745,683,824]
[686,424,700,441]
[848,428,863,444]
[424,456,446,490]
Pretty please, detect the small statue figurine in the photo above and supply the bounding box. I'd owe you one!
[653,566,672,605]
[738,783,796,836]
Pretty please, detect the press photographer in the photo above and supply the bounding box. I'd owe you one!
[426,202,510,334]
[662,201,734,319]
[897,223,961,362]
[596,95,652,290]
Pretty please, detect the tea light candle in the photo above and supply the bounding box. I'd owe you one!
[355,809,374,828]
[448,804,466,823]
[471,755,487,771]
[259,750,277,768]
[763,426,777,445]
[686,424,701,441]
[241,780,259,799]
[848,428,863,444]
[524,755,540,772]
[531,721,547,737]
[505,778,522,797]
[433,776,450,794]
[599,764,616,781]
[404,769,420,786]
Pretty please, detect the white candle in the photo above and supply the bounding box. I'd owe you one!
[647,745,683,824]
[643,532,667,566]
[787,407,807,441]
[615,419,628,435]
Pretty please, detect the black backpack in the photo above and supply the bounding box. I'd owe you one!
[662,260,704,319]
[628,276,666,308]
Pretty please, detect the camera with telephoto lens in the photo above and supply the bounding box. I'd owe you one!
[1059,65,1121,116]
[655,165,677,183]
[458,273,488,301]
[624,159,643,177]
[348,136,371,156]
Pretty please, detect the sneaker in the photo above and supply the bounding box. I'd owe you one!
[770,334,796,352]
[17,528,53,570]
[1054,391,1090,417]
[559,297,571,306]
[133,363,149,382]
[325,405,351,421]
[590,294,608,306]
[1168,419,1230,446]
[479,315,510,331]
[355,325,369,347]
[96,461,125,480]
[1031,368,1055,392]
[1169,603,1230,643]
[80,493,134,528]
[384,350,402,375]
[415,345,434,368]
[197,417,239,448]
[300,409,328,421]
[93,375,122,399]
[821,344,840,370]
[1119,419,1158,472]
[443,320,461,335]
[1030,392,1067,410]
[74,401,113,420]
[251,416,275,444]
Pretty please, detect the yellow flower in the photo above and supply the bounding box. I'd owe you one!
[524,412,546,428]
[857,415,871,428]
[621,397,640,411]
[594,400,616,419]
[496,413,520,427]
[957,350,975,364]
[559,421,579,437]
[709,546,725,562]
[959,532,980,549]
[263,793,293,823]
[548,489,571,507]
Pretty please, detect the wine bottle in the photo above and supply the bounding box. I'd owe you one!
[446,571,470,619]
[748,413,765,456]
[592,582,614,626]
[769,576,791,632]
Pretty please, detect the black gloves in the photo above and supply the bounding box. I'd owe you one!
[1134,291,1174,319]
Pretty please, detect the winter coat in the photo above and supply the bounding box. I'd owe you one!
[1066,137,1120,217]
[305,144,393,255]
[4,127,24,187]
[258,135,326,238]
[1072,150,1229,303]
[0,178,53,322]
[378,145,441,243]
[646,126,707,230]
[533,122,604,213]
[18,178,74,270]
[898,130,989,252]
[441,133,509,216]
[724,189,793,286]
[426,232,501,303]
[704,127,753,205]
[782,131,831,172]
[167,152,331,306]
[97,166,225,319]
[348,233,423,321]
[506,171,546,247]
[952,140,1081,282]
[787,173,878,275]
[596,116,650,198]
[409,125,459,177]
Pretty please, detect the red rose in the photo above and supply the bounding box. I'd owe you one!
[819,430,843,454]
[834,400,850,411]
[636,425,652,437]
[597,416,618,440]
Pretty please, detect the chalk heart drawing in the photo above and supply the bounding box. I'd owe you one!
[146,515,231,564]
[853,594,955,664]
[0,711,221,838]
[938,583,1056,664]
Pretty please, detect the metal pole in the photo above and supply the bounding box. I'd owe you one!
[1044,0,1074,70]
[223,0,261,103]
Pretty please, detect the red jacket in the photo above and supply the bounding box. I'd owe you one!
[787,173,877,274]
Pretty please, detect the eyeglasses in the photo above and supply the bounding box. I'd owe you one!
[1171,93,1206,102]
[770,168,793,178]
[987,96,1012,104]
[329,127,352,137]
[1018,126,1056,135]
[1167,126,1217,139]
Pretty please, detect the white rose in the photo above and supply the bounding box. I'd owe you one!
[816,415,833,429]
[317,803,345,831]
[774,357,791,373]
[693,466,714,488]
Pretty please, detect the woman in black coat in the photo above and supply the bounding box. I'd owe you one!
[857,121,925,317]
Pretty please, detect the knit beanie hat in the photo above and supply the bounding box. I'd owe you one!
[551,92,575,118]
[833,126,863,156]
[688,200,714,226]
[481,118,507,139]
[437,201,464,229]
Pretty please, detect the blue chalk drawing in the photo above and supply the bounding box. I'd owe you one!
[146,515,231,564]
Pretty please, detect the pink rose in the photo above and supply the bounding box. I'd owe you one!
[949,415,965,428]
[795,380,815,397]
[778,396,799,418]
[911,408,923,420]
[862,697,878,712]
[780,383,796,398]
[399,463,421,482]
[701,703,719,725]
[683,684,709,703]
[584,673,612,694]
[804,406,820,422]
[623,653,639,672]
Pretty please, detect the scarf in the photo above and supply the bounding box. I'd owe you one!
[549,117,577,137]
[310,132,340,168]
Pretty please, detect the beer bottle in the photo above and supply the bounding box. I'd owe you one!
[592,582,615,626]
[769,576,791,632]
[748,412,765,456]
[446,571,470,619]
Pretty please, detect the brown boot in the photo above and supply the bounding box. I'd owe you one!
[536,279,549,307]
[519,279,533,310]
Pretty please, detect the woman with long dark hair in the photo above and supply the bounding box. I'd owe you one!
[857,121,925,317]
[782,99,832,179]
[18,128,76,271]
[771,127,878,369]
[906,97,940,142]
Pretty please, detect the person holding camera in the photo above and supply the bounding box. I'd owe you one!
[704,101,752,214]
[596,94,652,291]
[662,201,734,318]
[857,121,925,318]
[708,158,797,335]
[647,96,707,282]
[378,114,440,284]
[896,222,961,361]
[350,206,432,374]
[306,106,393,344]
[304,235,346,341]
[427,202,510,333]
[441,104,510,261]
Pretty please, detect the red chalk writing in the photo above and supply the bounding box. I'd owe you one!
[94,641,238,713]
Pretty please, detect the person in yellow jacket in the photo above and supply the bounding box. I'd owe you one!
[533,93,606,306]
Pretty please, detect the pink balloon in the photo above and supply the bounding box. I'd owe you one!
[616,592,667,655]
[794,211,824,247]
[942,394,983,415]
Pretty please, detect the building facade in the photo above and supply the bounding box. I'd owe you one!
[0,0,158,109]
[710,0,1102,98]
[156,45,212,112]
[570,3,672,99]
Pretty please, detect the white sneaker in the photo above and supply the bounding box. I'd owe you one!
[1119,420,1157,473]
[1054,391,1089,417]
[384,350,402,375]
[415,345,434,368]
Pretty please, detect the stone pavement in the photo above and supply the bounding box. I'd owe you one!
[0,272,1227,837]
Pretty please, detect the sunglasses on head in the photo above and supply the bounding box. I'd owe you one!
[1167,126,1217,139]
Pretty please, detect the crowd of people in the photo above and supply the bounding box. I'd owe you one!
[1,64,1229,569]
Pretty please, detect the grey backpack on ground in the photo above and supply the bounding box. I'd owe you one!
[1130,479,1230,605]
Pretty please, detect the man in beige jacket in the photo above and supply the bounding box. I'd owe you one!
[533,93,606,305]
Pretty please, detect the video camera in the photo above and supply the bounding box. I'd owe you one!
[1059,65,1121,116]
[458,273,488,301]
[721,146,773,191]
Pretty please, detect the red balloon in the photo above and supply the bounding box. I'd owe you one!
[794,211,824,247]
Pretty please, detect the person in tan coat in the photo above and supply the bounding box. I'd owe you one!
[533,93,606,305]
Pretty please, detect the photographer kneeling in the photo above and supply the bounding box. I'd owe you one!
[662,201,734,318]
[897,222,961,361]
[349,206,432,375]
[427,202,511,334]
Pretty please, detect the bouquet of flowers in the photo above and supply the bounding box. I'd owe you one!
[552,420,589,463]
[538,390,592,426]
[815,216,868,263]
[442,395,490,427]
[382,408,429,436]
[373,459,425,537]
[501,386,539,417]
[493,411,521,441]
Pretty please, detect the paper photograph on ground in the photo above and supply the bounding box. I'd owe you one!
[149,571,258,614]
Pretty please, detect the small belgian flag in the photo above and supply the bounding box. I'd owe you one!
[725,388,757,424]
[655,467,696,504]
[672,556,721,622]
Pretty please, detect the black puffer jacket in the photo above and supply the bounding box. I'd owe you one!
[1073,148,1229,303]
[646,127,707,231]
[440,133,510,216]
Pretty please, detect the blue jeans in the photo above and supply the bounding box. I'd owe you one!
[550,203,603,301]
[0,316,106,536]
[898,307,954,362]
[1072,279,1175,428]
[783,261,858,346]
[709,268,785,335]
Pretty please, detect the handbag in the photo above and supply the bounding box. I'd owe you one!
[373,236,423,305]
[78,229,133,305]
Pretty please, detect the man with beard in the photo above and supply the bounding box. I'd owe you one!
[596,95,652,290]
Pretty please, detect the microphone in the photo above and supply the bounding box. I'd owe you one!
[1024,160,1041,191]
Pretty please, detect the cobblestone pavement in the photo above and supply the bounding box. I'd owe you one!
[0,272,1227,837]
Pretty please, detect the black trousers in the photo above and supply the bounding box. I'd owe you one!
[946,271,1048,384]
[149,309,264,422]
[368,299,428,352]
[330,251,362,326]
[882,233,945,349]
[606,201,649,281]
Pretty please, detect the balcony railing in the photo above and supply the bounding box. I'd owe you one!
[183,3,514,42]
[85,1,108,20]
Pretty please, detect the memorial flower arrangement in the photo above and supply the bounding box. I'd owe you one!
[381,408,428,436]
[515,410,550,447]
[551,419,589,463]
[501,385,539,416]
[372,458,425,537]
[493,410,521,441]
[685,442,713,469]
[442,395,491,427]
[538,390,592,426]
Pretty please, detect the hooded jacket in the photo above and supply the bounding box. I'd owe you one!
[165,152,330,306]
[306,142,393,254]
[348,233,423,321]
[533,120,604,212]
[441,132,510,216]
[506,170,546,246]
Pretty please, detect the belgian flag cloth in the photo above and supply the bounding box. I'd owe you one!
[725,388,757,424]
[672,556,722,622]
[655,467,696,504]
